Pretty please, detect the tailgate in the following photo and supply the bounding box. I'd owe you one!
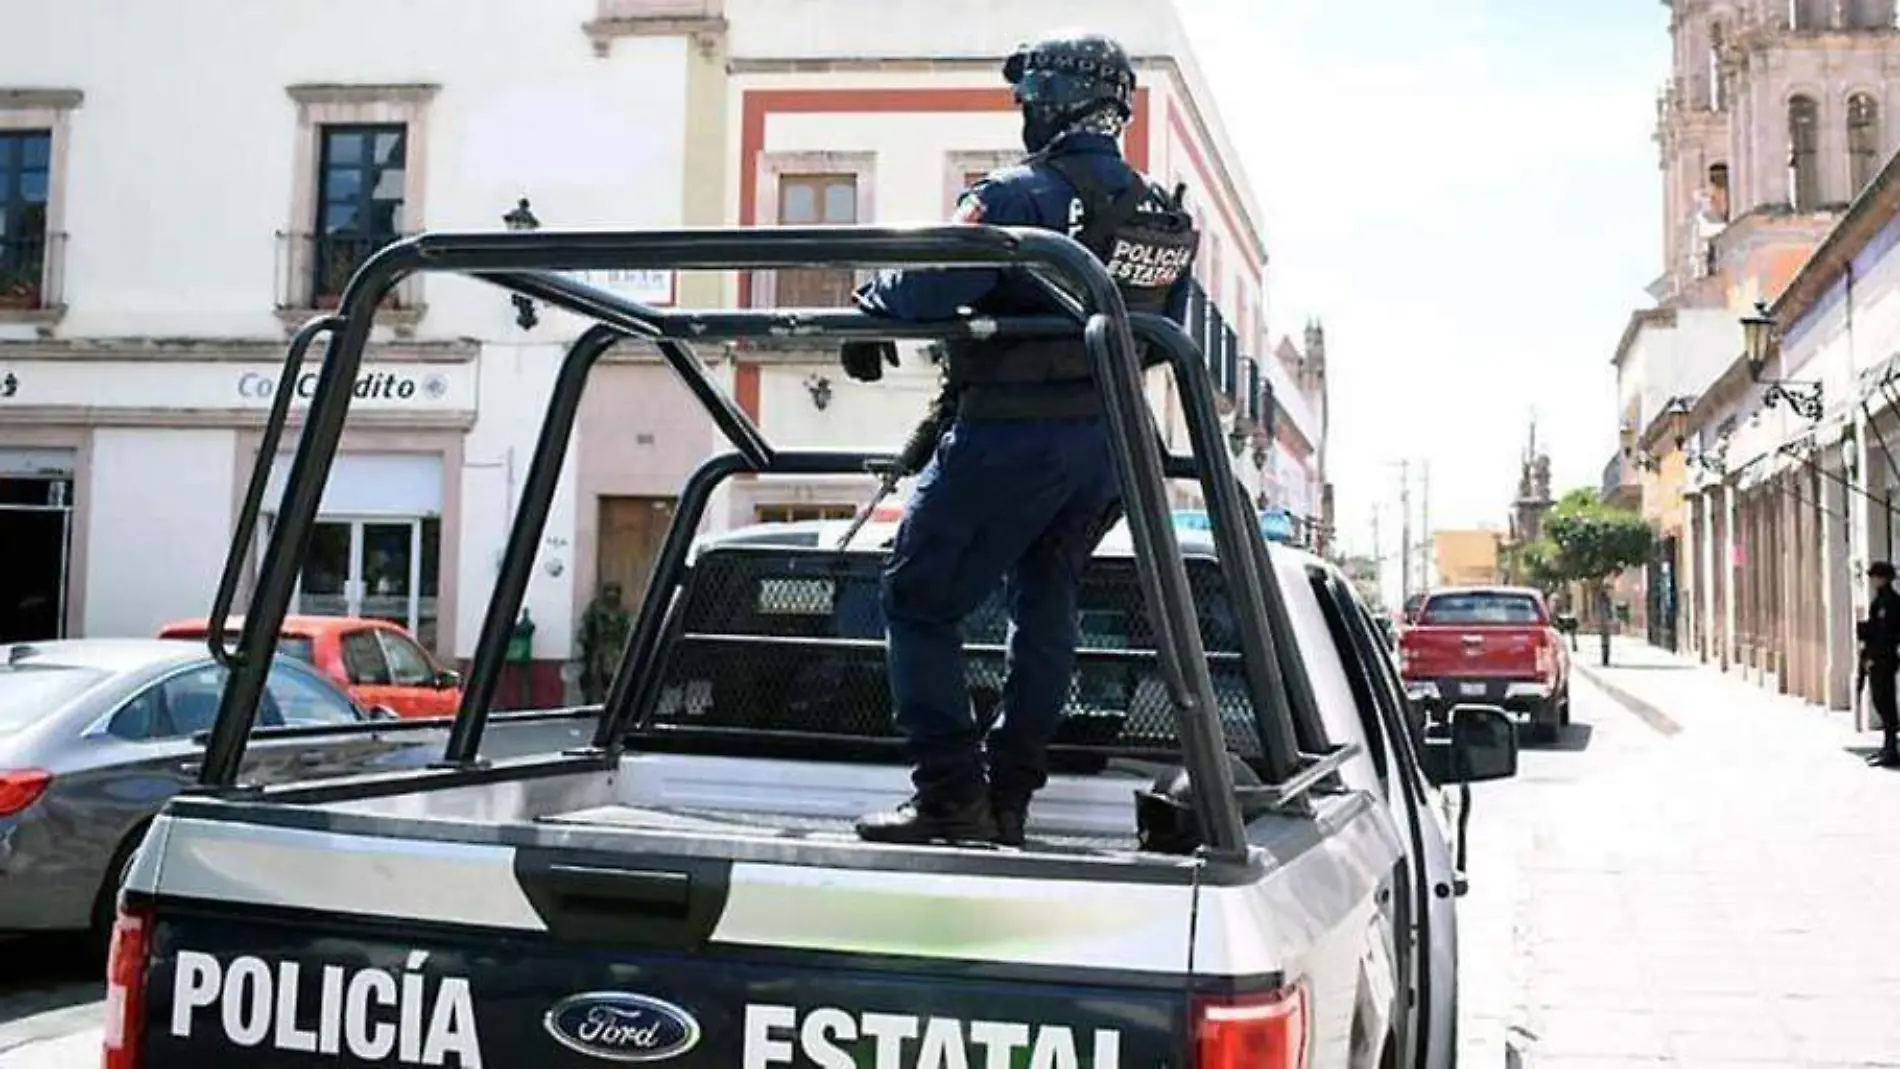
[1402,626,1542,677]
[145,913,1180,1068]
[128,810,1197,1069]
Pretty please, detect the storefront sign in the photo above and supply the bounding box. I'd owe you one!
[235,368,454,404]
[0,360,476,413]
[565,268,676,307]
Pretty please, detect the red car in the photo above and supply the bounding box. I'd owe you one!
[157,615,462,720]
[1397,586,1571,742]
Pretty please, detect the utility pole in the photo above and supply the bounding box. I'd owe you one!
[1399,460,1412,603]
[1420,460,1432,592]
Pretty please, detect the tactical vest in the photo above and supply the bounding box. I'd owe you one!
[949,157,1201,419]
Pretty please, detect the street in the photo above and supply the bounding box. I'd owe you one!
[2,641,1897,1067]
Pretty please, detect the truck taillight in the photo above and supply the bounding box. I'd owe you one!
[1535,634,1555,679]
[1194,983,1308,1069]
[103,905,154,1069]
[0,769,52,817]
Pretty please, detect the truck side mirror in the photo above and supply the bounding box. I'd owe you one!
[1419,704,1519,785]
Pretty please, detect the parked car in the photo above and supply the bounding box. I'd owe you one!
[1398,585,1572,742]
[0,638,594,945]
[157,615,462,719]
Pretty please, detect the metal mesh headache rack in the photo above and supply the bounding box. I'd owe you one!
[197,222,1354,860]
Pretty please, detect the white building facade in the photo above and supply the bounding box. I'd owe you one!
[0,0,705,701]
[707,0,1281,525]
[0,0,1284,695]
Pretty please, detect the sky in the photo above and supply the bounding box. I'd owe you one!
[1171,0,1672,577]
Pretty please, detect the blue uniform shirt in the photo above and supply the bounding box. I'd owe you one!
[855,132,1193,325]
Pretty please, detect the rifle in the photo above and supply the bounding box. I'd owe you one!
[834,379,958,550]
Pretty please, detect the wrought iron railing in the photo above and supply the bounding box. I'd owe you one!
[275,230,424,312]
[0,230,66,311]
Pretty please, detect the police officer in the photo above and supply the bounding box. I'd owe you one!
[577,581,631,706]
[1861,561,1900,767]
[840,31,1200,846]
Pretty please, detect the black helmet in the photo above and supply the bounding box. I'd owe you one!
[1004,32,1136,151]
[1872,561,1895,580]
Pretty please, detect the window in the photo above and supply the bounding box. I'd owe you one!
[376,628,438,687]
[774,174,859,307]
[339,629,392,685]
[1707,24,1726,111]
[1790,0,1830,29]
[108,688,161,741]
[1789,95,1821,209]
[264,662,362,727]
[1849,93,1881,196]
[1709,162,1731,220]
[0,131,51,310]
[313,124,408,306]
[153,660,358,737]
[1418,592,1544,626]
[756,504,856,524]
[1308,571,1390,785]
[1848,0,1892,28]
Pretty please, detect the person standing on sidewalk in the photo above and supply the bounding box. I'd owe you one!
[1858,561,1900,767]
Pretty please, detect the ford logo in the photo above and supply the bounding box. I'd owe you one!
[543,992,702,1062]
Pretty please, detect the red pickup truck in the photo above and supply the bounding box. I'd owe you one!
[1398,585,1571,743]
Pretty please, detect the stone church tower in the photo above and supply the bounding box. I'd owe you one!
[1657,0,1900,307]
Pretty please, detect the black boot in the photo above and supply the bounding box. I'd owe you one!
[856,794,998,845]
[990,794,1029,848]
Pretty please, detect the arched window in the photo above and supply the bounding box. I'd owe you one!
[1709,162,1731,220]
[1789,95,1821,209]
[1790,0,1830,29]
[1850,93,1882,194]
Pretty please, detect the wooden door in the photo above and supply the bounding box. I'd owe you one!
[598,496,677,606]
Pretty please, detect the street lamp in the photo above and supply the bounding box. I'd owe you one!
[1740,299,1823,420]
[1741,299,1775,381]
[503,197,541,331]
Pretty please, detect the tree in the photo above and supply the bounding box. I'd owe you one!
[1541,488,1654,665]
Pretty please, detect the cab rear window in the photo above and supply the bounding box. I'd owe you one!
[1418,593,1543,626]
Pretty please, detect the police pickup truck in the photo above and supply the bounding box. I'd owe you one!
[100,221,1519,1069]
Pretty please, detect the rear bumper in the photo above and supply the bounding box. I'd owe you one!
[1404,677,1557,720]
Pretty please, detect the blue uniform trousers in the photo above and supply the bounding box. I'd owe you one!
[879,415,1121,805]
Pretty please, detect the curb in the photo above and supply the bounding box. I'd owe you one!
[1573,663,1685,738]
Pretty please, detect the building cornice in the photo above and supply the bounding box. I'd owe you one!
[0,407,475,431]
[0,336,480,363]
[0,88,83,110]
[585,15,728,57]
[285,83,441,107]
[1611,307,1676,369]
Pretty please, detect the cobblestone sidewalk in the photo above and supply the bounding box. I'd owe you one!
[1514,638,1900,1067]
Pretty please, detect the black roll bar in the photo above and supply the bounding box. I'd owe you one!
[463,266,1329,766]
[203,223,1321,858]
[203,314,342,669]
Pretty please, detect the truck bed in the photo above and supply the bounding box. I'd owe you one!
[321,751,1154,854]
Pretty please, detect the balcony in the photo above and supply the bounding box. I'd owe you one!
[1601,451,1642,509]
[275,230,425,334]
[0,229,68,329]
